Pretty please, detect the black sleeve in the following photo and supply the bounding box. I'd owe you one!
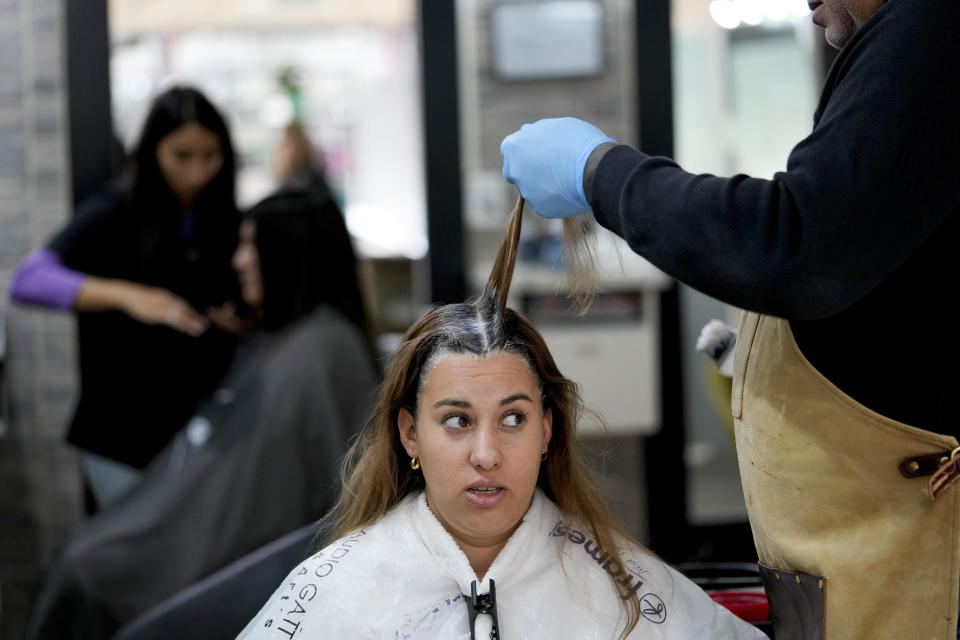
[590,0,960,320]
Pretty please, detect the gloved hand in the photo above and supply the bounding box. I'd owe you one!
[501,117,616,218]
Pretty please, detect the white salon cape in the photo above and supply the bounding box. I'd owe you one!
[238,490,765,639]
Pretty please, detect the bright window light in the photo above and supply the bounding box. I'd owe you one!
[709,0,741,30]
[709,0,809,29]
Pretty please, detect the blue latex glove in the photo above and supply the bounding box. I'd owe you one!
[501,117,616,218]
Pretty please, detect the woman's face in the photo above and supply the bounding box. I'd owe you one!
[156,122,224,207]
[232,220,264,307]
[398,352,552,554]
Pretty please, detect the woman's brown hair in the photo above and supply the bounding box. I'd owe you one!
[328,197,642,637]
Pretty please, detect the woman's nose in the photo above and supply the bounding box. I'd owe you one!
[188,162,214,188]
[469,426,502,470]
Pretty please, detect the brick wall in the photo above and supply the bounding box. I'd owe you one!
[0,0,82,636]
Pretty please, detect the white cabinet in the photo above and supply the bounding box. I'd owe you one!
[537,302,659,435]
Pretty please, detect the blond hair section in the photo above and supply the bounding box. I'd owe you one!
[562,213,603,315]
[328,197,642,638]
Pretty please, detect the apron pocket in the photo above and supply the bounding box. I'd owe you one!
[759,562,824,640]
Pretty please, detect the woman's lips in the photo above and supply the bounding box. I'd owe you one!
[465,487,506,508]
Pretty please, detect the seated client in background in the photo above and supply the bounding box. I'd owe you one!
[25,190,377,640]
[238,199,765,639]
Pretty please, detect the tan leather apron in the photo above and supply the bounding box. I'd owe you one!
[732,312,960,639]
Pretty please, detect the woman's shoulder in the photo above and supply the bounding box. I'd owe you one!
[259,307,374,392]
[273,306,362,354]
[546,517,651,602]
[545,504,763,638]
[48,186,134,265]
[236,498,426,639]
[278,499,417,579]
[235,532,375,640]
[288,496,420,579]
[72,184,131,223]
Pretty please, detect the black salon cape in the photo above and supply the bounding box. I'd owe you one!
[26,307,377,639]
[590,0,960,435]
[50,187,240,467]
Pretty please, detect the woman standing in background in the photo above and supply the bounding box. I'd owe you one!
[9,86,241,510]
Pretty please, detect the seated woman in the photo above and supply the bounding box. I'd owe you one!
[237,200,764,639]
[26,190,378,640]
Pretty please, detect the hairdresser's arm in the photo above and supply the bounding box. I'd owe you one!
[10,248,207,336]
[588,0,959,320]
[75,278,208,336]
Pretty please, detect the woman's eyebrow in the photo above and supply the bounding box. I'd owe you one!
[500,393,533,405]
[432,393,533,408]
[433,398,471,408]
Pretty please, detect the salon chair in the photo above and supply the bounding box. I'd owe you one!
[113,519,323,640]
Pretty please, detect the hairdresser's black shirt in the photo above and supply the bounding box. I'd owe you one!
[590,0,959,436]
[50,187,239,468]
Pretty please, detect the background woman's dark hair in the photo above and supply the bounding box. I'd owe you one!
[130,85,237,218]
[118,86,239,307]
[248,189,368,336]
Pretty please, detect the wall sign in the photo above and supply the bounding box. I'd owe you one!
[490,0,605,81]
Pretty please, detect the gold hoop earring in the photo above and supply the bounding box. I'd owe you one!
[541,451,548,462]
[410,456,421,470]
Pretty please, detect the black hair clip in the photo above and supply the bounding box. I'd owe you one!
[467,579,500,640]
